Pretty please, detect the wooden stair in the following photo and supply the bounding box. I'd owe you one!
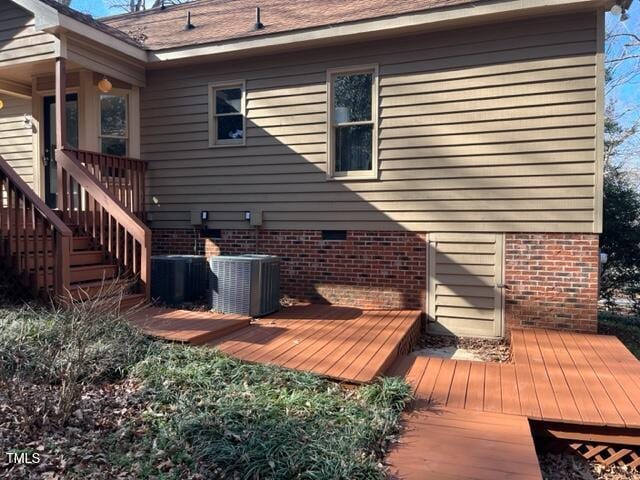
[2,217,146,309]
[1,148,150,311]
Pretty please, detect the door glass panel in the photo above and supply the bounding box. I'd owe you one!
[44,94,78,208]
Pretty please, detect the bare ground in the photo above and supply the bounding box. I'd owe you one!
[414,333,511,363]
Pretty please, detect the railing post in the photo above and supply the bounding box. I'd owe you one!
[55,57,66,211]
[55,232,71,299]
[141,234,151,301]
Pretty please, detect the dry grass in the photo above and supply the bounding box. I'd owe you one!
[0,280,153,422]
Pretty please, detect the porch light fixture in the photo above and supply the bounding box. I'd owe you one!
[0,99,3,110]
[98,76,113,93]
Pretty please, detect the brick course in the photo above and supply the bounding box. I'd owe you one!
[152,228,599,332]
[504,233,599,332]
[152,228,426,310]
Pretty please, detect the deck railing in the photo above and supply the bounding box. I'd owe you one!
[71,149,147,219]
[56,148,151,300]
[0,155,73,297]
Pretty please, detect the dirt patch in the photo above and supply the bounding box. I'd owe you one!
[414,333,511,363]
[539,452,639,480]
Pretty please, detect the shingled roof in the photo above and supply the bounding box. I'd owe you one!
[99,0,480,51]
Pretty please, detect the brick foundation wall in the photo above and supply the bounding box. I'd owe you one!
[152,228,600,332]
[504,233,599,332]
[152,228,426,310]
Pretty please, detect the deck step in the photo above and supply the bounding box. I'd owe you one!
[120,293,147,312]
[70,250,104,267]
[68,279,131,300]
[70,264,118,283]
[130,306,251,344]
[387,408,543,479]
[73,235,94,250]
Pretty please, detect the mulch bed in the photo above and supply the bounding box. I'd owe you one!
[539,453,639,480]
[414,333,511,363]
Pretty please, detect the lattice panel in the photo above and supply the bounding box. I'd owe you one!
[568,442,640,470]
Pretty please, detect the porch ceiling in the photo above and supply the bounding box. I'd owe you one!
[0,58,85,93]
[0,58,87,97]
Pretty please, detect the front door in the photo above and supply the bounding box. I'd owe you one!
[43,94,78,208]
[427,233,505,338]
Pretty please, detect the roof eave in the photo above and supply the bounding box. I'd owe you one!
[11,0,149,63]
[147,0,612,64]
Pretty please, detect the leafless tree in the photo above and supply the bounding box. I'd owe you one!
[606,30,640,95]
[604,13,640,173]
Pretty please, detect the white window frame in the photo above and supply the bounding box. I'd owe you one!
[326,65,379,180]
[208,80,246,148]
[98,89,129,156]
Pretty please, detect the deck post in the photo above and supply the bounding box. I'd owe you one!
[55,57,66,211]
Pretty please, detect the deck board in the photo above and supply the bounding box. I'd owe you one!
[211,305,421,383]
[387,407,543,480]
[533,330,582,423]
[397,328,640,429]
[129,306,251,344]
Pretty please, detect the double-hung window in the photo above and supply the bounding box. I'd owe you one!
[100,93,128,156]
[209,81,245,147]
[327,66,378,179]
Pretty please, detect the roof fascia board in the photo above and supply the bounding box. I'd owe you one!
[10,0,148,63]
[148,0,611,63]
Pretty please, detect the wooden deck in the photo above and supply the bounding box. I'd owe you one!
[210,304,422,383]
[388,328,640,478]
[390,328,640,429]
[130,306,251,345]
[387,408,543,480]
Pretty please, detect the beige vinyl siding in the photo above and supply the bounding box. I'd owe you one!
[141,11,599,232]
[0,95,34,186]
[0,1,56,68]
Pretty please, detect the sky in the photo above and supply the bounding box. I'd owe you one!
[70,0,109,17]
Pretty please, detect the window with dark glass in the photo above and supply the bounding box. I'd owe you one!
[100,94,128,156]
[330,69,376,176]
[211,84,244,146]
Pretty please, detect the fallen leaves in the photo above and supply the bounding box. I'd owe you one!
[415,333,511,363]
[0,378,147,479]
[539,452,639,480]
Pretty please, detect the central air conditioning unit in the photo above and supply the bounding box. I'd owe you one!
[151,255,208,306]
[208,254,280,317]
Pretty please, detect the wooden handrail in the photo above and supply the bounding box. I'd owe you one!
[0,157,72,236]
[55,148,151,300]
[0,155,72,298]
[73,149,147,218]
